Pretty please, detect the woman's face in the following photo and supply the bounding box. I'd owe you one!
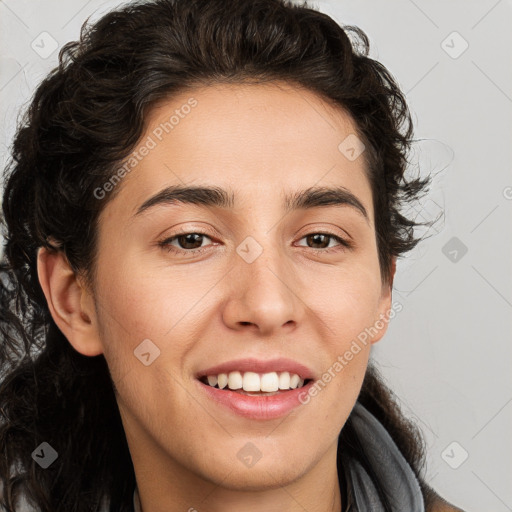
[82,82,394,495]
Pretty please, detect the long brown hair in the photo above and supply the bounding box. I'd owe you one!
[1,1,437,510]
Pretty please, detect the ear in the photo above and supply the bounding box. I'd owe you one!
[37,246,104,356]
[371,256,397,345]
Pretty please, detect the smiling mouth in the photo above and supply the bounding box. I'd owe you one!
[198,375,313,396]
[196,371,316,420]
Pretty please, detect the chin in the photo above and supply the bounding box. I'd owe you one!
[209,464,307,492]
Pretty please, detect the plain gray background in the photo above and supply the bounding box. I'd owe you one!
[1,1,511,510]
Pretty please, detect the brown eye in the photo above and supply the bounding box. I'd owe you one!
[297,232,351,253]
[306,233,331,249]
[158,232,214,255]
[173,233,208,250]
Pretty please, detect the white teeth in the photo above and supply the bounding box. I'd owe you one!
[242,372,260,392]
[228,371,243,390]
[289,373,300,389]
[217,373,228,389]
[278,371,290,390]
[203,371,308,391]
[260,372,279,392]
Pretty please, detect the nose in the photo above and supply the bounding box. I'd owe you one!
[221,241,304,336]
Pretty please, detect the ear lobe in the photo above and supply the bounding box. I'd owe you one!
[37,247,103,357]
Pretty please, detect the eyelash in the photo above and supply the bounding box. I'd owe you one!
[157,230,353,256]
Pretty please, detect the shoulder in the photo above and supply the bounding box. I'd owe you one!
[428,494,467,512]
[422,484,467,512]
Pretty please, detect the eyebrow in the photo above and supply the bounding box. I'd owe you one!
[133,184,369,222]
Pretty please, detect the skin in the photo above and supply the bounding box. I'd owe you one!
[37,82,398,512]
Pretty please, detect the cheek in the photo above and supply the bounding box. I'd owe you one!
[305,262,383,339]
[95,255,204,340]
[298,263,382,402]
[92,253,221,392]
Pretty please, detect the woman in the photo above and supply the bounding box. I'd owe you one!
[0,0,466,510]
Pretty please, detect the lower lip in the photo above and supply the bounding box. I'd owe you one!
[196,379,314,420]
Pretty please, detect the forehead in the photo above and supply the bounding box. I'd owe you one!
[105,81,374,224]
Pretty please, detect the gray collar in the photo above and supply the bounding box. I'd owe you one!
[133,486,141,512]
[345,401,425,511]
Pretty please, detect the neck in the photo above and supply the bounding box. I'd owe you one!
[135,479,341,512]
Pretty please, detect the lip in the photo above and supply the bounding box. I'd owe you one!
[196,378,314,420]
[195,357,316,380]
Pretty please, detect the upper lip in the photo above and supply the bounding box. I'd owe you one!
[196,357,317,380]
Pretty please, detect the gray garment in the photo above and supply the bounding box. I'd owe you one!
[133,488,141,512]
[132,401,425,512]
[345,401,425,511]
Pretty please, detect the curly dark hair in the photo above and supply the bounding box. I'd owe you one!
[0,0,441,510]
